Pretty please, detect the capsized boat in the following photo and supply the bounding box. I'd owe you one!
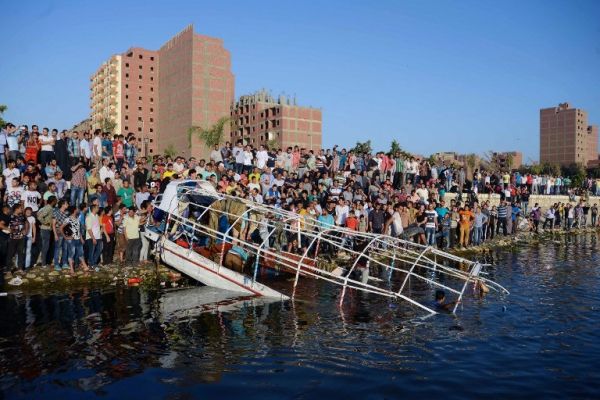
[145,180,509,315]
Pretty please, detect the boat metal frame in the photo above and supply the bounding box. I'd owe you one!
[149,180,509,316]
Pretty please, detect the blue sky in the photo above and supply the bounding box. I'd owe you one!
[1,0,599,162]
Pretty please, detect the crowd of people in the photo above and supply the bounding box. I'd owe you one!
[1,122,599,277]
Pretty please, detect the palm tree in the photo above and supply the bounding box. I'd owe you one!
[100,117,117,133]
[0,104,7,127]
[188,117,230,149]
[164,144,178,159]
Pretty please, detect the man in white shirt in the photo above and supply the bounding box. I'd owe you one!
[39,127,55,166]
[256,145,269,170]
[173,157,185,173]
[335,199,350,226]
[80,132,92,162]
[2,159,20,181]
[92,130,103,163]
[85,204,103,269]
[210,145,223,164]
[99,158,112,183]
[22,182,42,213]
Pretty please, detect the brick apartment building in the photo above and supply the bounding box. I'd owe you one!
[90,48,158,156]
[540,102,599,167]
[231,90,322,151]
[89,25,234,159]
[157,25,234,159]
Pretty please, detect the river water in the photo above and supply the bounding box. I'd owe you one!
[1,233,599,399]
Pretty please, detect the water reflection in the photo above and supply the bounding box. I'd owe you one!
[1,233,600,398]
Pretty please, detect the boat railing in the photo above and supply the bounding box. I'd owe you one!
[158,190,508,315]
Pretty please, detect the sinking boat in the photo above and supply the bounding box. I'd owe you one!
[145,180,509,315]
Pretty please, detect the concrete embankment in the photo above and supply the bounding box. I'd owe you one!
[2,263,184,293]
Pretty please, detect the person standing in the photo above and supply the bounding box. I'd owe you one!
[100,206,115,265]
[67,131,81,166]
[496,201,509,236]
[22,181,42,213]
[24,207,36,269]
[458,205,474,247]
[62,206,88,273]
[36,196,56,267]
[85,204,103,270]
[472,206,488,245]
[39,127,55,166]
[113,134,125,171]
[117,180,135,208]
[123,207,141,262]
[6,204,28,271]
[52,199,70,271]
[70,160,86,207]
[25,131,41,165]
[125,136,138,168]
[55,130,71,180]
[424,203,438,246]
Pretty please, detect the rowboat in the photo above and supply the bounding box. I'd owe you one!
[145,180,509,315]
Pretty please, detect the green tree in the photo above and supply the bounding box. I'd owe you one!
[505,153,514,171]
[351,140,372,154]
[466,153,478,173]
[0,104,7,127]
[389,139,412,158]
[100,117,117,133]
[188,117,229,149]
[163,143,178,159]
[267,139,279,151]
[390,139,401,154]
[541,162,560,177]
[562,162,586,187]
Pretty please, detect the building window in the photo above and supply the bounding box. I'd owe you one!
[138,107,142,111]
[138,117,142,121]
[150,67,154,71]
[125,115,129,120]
[138,127,142,131]
[125,84,129,89]
[139,65,142,69]
[138,85,142,90]
[139,75,142,79]
[138,96,142,101]
[150,87,154,92]
[149,129,153,133]
[150,108,153,112]
[125,105,129,110]
[125,126,129,130]
[150,118,153,122]
[125,73,129,78]
[125,63,129,68]
[150,98,154,103]
[150,56,154,61]
[139,55,143,59]
[150,77,154,81]
[125,95,129,99]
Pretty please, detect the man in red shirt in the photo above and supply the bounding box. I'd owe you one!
[113,134,125,171]
[345,210,359,231]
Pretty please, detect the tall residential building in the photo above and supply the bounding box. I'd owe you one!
[157,25,234,160]
[540,102,599,166]
[90,48,158,156]
[89,25,233,159]
[90,55,122,133]
[231,90,322,151]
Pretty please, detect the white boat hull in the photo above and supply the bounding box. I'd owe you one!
[160,238,289,300]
